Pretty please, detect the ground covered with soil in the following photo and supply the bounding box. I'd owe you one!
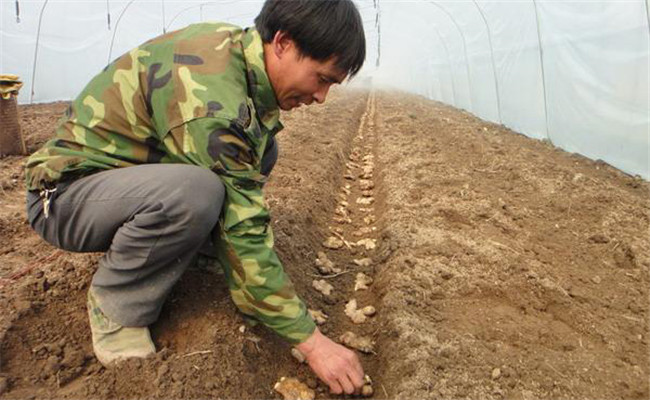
[0,88,648,399]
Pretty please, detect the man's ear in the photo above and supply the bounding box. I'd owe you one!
[271,31,294,59]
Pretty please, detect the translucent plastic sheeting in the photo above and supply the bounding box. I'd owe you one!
[0,0,267,104]
[1,0,648,178]
[373,0,649,179]
[539,2,649,180]
[1,0,377,105]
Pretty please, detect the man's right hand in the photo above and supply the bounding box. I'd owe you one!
[295,328,365,395]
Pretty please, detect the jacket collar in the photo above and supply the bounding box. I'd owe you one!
[242,28,283,135]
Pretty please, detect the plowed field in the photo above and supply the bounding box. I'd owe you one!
[0,88,648,399]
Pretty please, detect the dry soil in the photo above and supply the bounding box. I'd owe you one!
[0,88,648,400]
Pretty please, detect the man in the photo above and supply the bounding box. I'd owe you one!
[24,0,366,395]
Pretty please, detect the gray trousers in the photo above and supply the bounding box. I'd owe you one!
[27,138,277,327]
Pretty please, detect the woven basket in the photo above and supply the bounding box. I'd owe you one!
[0,96,26,157]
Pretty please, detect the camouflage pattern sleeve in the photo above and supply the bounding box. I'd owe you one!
[171,116,316,344]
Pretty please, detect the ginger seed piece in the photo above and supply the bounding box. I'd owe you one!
[333,216,352,224]
[362,385,374,397]
[356,197,374,205]
[315,252,340,275]
[323,236,344,250]
[362,306,376,316]
[356,239,376,250]
[308,309,329,325]
[335,206,349,217]
[274,377,315,400]
[353,227,373,237]
[354,273,373,291]
[362,375,374,397]
[353,258,373,267]
[359,179,374,190]
[291,348,306,363]
[312,280,333,296]
[344,299,367,324]
[339,331,375,353]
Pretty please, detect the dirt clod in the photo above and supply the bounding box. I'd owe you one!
[440,269,454,280]
[61,348,85,368]
[588,234,610,244]
[0,376,7,396]
[305,377,318,389]
[157,364,169,379]
[43,355,61,376]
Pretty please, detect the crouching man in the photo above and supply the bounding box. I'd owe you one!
[24,0,366,394]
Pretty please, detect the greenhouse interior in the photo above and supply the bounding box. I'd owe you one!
[0,1,648,399]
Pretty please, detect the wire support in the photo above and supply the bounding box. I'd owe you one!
[532,0,552,143]
[472,0,502,123]
[29,0,49,104]
[426,1,473,112]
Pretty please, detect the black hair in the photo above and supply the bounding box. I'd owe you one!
[255,0,366,78]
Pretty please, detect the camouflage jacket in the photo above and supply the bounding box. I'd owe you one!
[25,23,316,344]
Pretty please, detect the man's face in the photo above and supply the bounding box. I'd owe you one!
[266,34,348,111]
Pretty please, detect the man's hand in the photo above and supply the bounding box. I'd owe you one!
[295,328,365,395]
